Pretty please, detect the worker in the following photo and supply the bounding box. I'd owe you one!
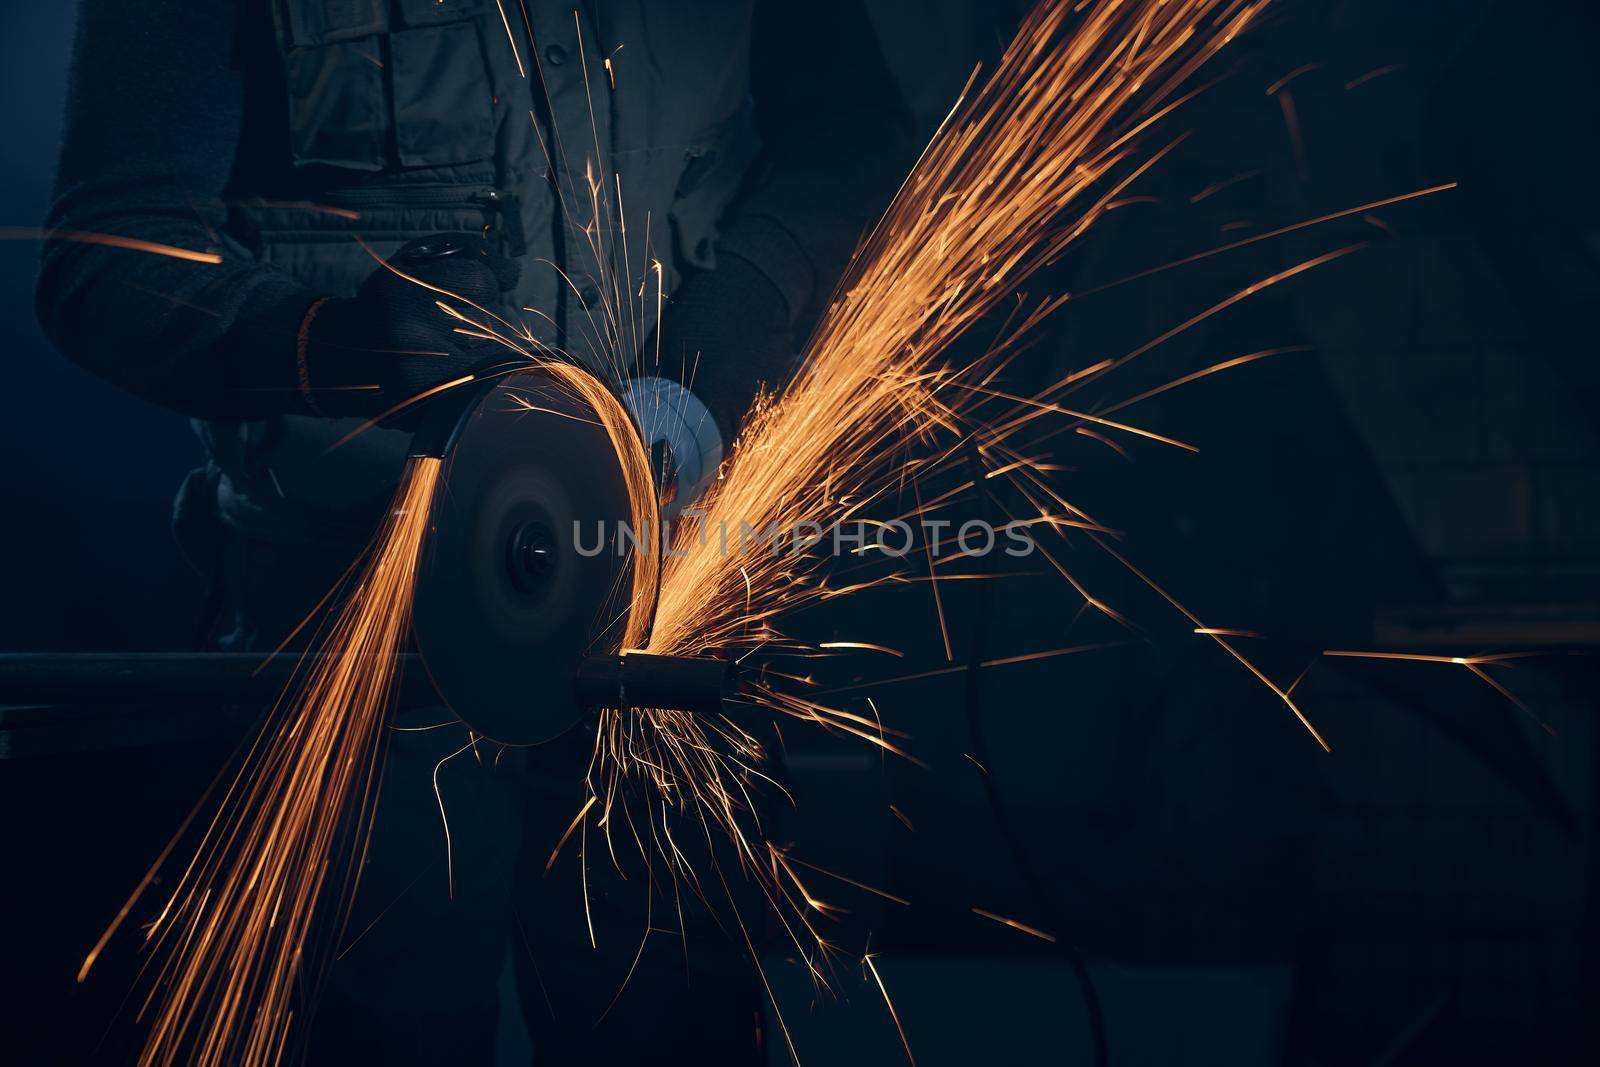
[37,1,913,1063]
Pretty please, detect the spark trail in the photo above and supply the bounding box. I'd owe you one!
[565,0,1311,1028]
[90,350,663,1067]
[87,1,1469,1062]
[82,459,440,1067]
[649,0,1272,660]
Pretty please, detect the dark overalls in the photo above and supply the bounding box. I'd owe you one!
[193,4,772,1062]
[40,0,925,1059]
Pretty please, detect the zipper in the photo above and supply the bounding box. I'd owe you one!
[322,184,526,255]
[526,71,568,347]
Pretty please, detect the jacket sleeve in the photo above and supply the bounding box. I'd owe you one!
[715,0,918,325]
[36,0,321,419]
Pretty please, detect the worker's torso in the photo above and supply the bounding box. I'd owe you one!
[204,0,760,543]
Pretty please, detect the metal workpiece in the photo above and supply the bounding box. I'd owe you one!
[574,650,735,717]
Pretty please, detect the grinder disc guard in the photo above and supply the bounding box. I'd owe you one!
[412,367,649,745]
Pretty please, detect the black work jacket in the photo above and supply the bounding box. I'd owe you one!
[41,0,917,543]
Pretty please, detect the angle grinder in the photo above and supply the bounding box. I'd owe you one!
[407,363,730,745]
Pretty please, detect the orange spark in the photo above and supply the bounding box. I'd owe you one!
[1266,63,1321,96]
[1069,184,1457,300]
[971,907,1058,943]
[1277,88,1307,179]
[1345,64,1400,91]
[1323,649,1554,733]
[819,641,907,657]
[1191,169,1263,203]
[0,227,222,264]
[106,458,440,1067]
[865,953,917,1065]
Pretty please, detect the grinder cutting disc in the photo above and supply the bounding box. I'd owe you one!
[412,367,652,745]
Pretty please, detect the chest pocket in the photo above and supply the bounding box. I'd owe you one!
[274,0,498,171]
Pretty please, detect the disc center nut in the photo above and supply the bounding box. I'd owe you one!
[507,521,558,593]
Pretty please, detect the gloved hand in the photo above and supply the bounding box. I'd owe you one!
[643,245,801,508]
[301,233,520,419]
[652,247,798,445]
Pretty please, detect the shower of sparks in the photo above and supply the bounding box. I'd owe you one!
[92,360,651,1067]
[573,0,1359,1030]
[83,458,440,1067]
[472,6,1453,1055]
[515,362,663,653]
[84,1,1483,1062]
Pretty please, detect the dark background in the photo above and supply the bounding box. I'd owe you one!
[4,1,1599,1064]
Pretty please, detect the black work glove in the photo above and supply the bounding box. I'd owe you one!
[652,247,800,444]
[304,233,520,419]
